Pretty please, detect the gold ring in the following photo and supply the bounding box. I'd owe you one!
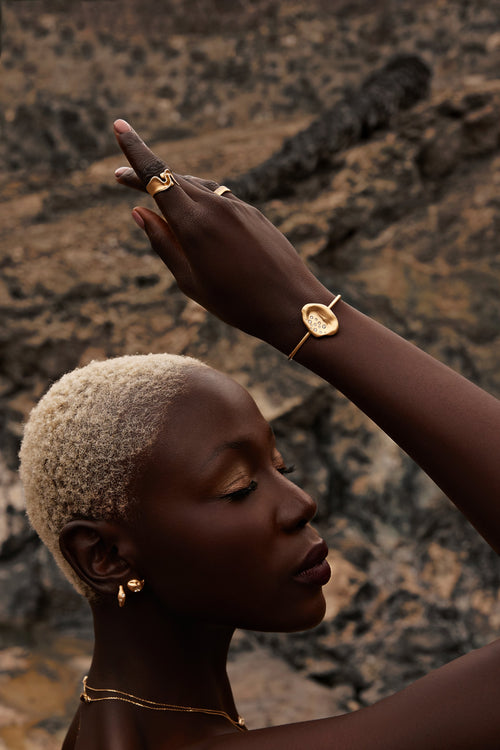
[146,169,178,197]
[214,185,231,196]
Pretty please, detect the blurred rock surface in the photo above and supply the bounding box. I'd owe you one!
[1,0,500,745]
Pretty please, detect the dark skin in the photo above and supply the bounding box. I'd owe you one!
[59,118,500,749]
[61,368,327,750]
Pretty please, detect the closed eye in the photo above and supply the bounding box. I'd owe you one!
[220,480,258,501]
[277,464,295,475]
[219,463,294,502]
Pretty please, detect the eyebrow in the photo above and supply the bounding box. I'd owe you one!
[203,425,275,468]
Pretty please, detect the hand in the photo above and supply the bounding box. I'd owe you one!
[113,122,500,558]
[113,119,332,354]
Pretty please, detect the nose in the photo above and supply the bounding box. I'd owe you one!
[277,480,317,532]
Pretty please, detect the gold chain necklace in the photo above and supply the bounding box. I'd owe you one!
[80,676,247,733]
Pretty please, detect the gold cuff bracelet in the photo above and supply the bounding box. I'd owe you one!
[288,294,341,360]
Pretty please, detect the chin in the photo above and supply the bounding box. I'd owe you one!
[284,595,327,633]
[242,590,327,634]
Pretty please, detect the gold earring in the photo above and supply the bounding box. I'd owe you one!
[127,578,145,593]
[117,584,126,607]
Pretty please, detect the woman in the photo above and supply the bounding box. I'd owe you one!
[19,119,499,749]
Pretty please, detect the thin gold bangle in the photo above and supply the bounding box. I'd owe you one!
[288,294,341,360]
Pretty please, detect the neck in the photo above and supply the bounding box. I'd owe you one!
[88,597,237,718]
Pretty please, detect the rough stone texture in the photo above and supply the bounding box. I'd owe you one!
[1,0,500,744]
[227,55,431,201]
[0,636,344,749]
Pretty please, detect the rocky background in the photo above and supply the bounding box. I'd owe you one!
[1,0,500,747]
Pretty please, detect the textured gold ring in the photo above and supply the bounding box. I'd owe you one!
[214,185,231,196]
[146,169,179,197]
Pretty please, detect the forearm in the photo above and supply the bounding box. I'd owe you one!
[113,121,500,552]
[288,297,500,552]
[216,639,500,749]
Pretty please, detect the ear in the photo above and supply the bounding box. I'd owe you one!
[59,519,140,598]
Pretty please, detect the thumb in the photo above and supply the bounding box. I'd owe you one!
[132,207,192,286]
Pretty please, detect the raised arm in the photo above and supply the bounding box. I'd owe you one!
[113,119,500,554]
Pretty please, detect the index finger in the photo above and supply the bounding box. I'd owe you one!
[113,119,208,227]
[113,120,224,219]
[114,119,173,186]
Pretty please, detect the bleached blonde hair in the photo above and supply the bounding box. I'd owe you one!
[19,353,206,597]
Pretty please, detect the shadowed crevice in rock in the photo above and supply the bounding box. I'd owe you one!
[227,55,431,202]
[2,2,500,742]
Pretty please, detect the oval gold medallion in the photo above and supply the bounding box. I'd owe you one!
[301,303,339,337]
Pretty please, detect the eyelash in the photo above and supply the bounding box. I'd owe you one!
[221,465,295,502]
[222,480,258,501]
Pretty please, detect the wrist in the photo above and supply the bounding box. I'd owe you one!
[264,282,339,356]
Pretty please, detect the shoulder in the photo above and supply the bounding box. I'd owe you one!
[67,642,500,750]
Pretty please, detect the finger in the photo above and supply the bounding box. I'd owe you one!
[113,120,201,198]
[115,164,210,203]
[114,119,216,237]
[183,175,242,203]
[115,167,147,193]
[114,119,171,185]
[113,122,240,211]
[183,175,220,193]
[132,206,192,284]
[214,188,241,203]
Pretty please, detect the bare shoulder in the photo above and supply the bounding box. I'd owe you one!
[65,642,500,750]
[196,640,500,750]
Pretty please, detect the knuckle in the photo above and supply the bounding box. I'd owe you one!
[246,203,262,218]
[140,157,168,184]
[183,176,218,192]
[201,179,220,192]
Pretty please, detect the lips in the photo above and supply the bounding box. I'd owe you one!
[293,539,331,586]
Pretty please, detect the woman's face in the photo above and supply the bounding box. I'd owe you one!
[134,367,330,632]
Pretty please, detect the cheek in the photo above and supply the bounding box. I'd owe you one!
[138,512,278,618]
[139,518,326,632]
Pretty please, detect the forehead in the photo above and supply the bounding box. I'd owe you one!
[148,367,271,473]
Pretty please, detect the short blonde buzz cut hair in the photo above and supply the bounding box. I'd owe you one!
[19,353,206,598]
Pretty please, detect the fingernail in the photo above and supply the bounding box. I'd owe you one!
[132,209,145,229]
[115,167,129,177]
[114,119,132,134]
